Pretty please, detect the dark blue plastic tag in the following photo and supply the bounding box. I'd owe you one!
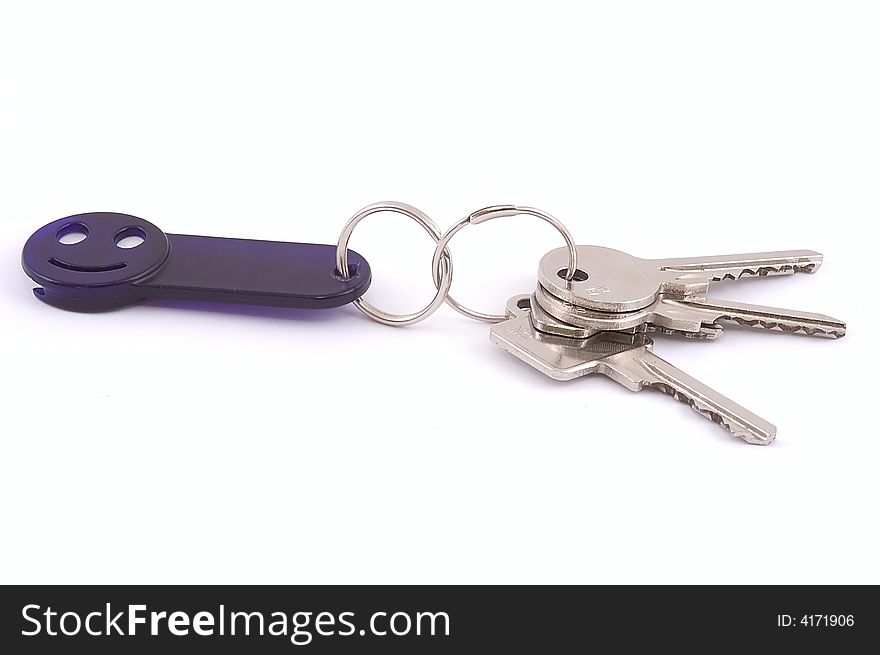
[22,212,371,312]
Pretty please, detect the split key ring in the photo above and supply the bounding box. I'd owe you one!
[335,201,453,327]
[431,205,578,323]
[335,202,578,326]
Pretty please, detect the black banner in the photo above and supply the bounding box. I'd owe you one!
[1,585,875,652]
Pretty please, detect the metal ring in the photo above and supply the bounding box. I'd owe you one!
[430,205,578,323]
[336,201,453,326]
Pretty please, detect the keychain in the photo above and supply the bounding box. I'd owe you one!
[22,210,372,312]
[21,201,846,443]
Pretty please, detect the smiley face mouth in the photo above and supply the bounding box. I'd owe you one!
[48,257,128,273]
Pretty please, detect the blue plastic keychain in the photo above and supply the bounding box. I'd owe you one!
[21,211,372,312]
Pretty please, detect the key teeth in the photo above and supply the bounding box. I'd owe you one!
[714,263,818,281]
[725,316,845,338]
[645,382,775,444]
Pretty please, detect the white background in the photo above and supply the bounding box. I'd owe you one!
[1,1,877,584]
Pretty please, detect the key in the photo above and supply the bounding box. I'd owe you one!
[534,284,846,338]
[538,245,824,312]
[22,212,371,312]
[490,295,776,444]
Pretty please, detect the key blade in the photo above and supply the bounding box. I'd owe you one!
[602,348,777,445]
[652,250,823,295]
[655,250,822,279]
[660,297,847,338]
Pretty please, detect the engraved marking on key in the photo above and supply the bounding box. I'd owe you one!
[538,245,823,312]
[491,296,777,444]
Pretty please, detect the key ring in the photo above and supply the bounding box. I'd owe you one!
[336,201,453,326]
[430,205,578,323]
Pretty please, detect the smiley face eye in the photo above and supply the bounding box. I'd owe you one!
[57,222,89,245]
[115,226,147,249]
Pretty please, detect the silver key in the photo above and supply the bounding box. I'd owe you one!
[490,296,776,445]
[538,245,824,312]
[535,284,846,338]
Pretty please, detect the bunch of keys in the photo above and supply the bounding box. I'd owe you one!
[491,247,846,445]
[22,202,846,444]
